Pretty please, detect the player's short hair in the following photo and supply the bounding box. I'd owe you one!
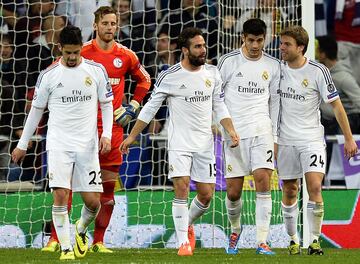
[59,25,83,46]
[94,6,117,24]
[242,18,267,37]
[178,27,204,49]
[316,35,337,60]
[280,26,309,55]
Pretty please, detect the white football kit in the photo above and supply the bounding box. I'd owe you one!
[218,49,280,177]
[22,58,114,191]
[277,59,339,179]
[138,62,230,182]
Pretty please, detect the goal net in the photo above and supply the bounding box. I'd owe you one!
[0,0,308,249]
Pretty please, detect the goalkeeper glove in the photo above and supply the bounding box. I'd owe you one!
[114,100,140,127]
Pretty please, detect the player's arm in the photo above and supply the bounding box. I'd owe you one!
[12,69,50,163]
[212,69,239,147]
[11,106,44,163]
[269,62,281,144]
[97,65,114,154]
[119,82,169,154]
[114,52,151,127]
[331,99,358,158]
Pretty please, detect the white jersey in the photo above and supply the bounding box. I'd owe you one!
[138,62,230,152]
[278,59,339,145]
[32,58,113,151]
[218,49,281,139]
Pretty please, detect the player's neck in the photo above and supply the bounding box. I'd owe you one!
[96,38,115,51]
[287,56,306,69]
[181,59,202,72]
[241,46,262,61]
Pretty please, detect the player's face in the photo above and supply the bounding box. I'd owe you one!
[280,35,304,62]
[60,44,82,67]
[242,34,265,59]
[185,35,207,67]
[95,13,117,43]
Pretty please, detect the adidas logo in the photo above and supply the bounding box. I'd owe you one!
[236,72,243,77]
[179,84,187,89]
[56,83,64,88]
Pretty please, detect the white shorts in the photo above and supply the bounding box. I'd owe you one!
[224,134,274,178]
[277,142,327,180]
[168,149,216,183]
[47,150,103,192]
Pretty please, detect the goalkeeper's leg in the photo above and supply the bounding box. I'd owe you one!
[42,191,73,252]
[90,169,117,253]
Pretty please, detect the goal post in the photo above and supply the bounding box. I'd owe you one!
[0,0,313,249]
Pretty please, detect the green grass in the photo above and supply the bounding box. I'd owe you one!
[1,248,360,264]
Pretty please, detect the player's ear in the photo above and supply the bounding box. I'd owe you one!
[241,33,245,44]
[182,46,188,56]
[93,22,98,31]
[58,43,62,52]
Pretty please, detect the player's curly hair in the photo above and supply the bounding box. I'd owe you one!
[59,25,82,46]
[178,27,204,49]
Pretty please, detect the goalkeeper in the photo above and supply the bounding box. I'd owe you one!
[42,6,151,254]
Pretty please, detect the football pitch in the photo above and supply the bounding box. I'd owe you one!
[1,248,360,264]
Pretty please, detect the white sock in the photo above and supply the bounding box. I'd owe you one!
[307,201,324,242]
[52,205,72,251]
[172,198,189,247]
[282,201,299,244]
[256,192,272,245]
[188,196,209,226]
[225,195,242,235]
[77,205,100,234]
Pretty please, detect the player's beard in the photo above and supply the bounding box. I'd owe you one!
[99,31,115,43]
[188,52,206,67]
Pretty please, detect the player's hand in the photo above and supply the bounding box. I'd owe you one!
[119,135,136,154]
[11,147,27,164]
[344,138,358,160]
[228,130,240,148]
[114,100,140,127]
[99,137,111,155]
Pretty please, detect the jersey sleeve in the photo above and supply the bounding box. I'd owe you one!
[137,72,169,124]
[212,68,230,122]
[32,70,50,109]
[126,49,151,103]
[269,62,281,139]
[217,54,230,82]
[317,65,339,103]
[97,64,114,103]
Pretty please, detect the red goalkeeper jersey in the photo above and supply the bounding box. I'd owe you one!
[81,40,151,167]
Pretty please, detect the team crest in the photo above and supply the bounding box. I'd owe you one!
[327,83,336,93]
[227,165,232,172]
[262,71,269,81]
[301,79,309,88]
[113,58,123,68]
[85,77,92,87]
[205,79,212,88]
